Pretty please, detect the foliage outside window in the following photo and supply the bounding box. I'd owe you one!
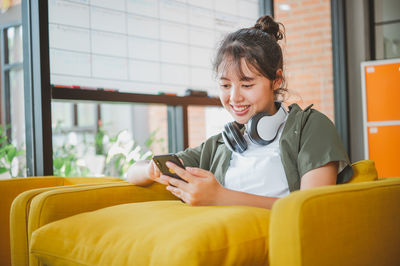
[52,120,164,178]
[0,125,25,178]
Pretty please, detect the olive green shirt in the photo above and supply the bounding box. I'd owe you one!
[176,104,353,192]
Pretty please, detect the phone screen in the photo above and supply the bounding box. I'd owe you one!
[152,154,185,181]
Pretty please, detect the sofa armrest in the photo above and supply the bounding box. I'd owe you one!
[10,181,122,266]
[269,178,400,266]
[27,182,177,266]
[28,182,177,239]
[0,177,67,266]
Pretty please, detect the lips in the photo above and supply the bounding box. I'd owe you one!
[231,105,250,115]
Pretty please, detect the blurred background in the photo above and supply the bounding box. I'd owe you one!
[0,0,399,179]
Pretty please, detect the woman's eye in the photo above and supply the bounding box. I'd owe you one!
[220,84,230,88]
[242,84,254,88]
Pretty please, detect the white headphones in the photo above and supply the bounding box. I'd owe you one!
[222,102,287,153]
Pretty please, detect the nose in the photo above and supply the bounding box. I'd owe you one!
[230,85,243,103]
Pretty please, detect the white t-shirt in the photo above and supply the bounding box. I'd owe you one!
[224,117,290,198]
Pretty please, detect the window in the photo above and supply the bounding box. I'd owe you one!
[52,101,168,177]
[45,0,260,177]
[187,105,231,148]
[0,23,25,178]
[373,0,400,59]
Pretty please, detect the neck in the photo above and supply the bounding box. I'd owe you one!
[265,101,279,115]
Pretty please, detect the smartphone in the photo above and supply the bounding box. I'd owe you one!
[152,153,186,181]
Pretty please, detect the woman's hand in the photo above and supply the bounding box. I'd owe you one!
[146,160,169,186]
[160,162,225,206]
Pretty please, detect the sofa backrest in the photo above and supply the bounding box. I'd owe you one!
[348,160,378,183]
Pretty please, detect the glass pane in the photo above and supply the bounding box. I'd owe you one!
[374,0,400,23]
[274,0,335,121]
[187,106,231,148]
[375,23,400,60]
[52,102,168,178]
[52,102,73,129]
[2,68,26,178]
[77,103,96,127]
[6,25,23,64]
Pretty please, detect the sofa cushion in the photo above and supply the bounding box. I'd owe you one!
[30,200,270,265]
[347,160,378,183]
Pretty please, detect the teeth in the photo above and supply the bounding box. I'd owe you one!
[232,105,249,111]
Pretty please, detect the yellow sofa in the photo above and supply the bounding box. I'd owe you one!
[7,161,400,265]
[0,176,122,266]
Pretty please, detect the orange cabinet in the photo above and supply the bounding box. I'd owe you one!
[367,125,400,178]
[361,59,400,178]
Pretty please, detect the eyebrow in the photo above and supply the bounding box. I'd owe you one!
[240,76,255,81]
[219,76,255,81]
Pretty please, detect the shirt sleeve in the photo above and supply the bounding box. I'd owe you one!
[297,110,353,184]
[175,144,203,168]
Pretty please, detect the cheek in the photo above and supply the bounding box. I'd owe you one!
[219,90,230,104]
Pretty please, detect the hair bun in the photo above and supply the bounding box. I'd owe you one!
[254,15,285,41]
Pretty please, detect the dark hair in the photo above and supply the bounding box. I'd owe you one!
[213,15,287,100]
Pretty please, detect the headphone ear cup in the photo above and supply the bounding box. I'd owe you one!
[222,122,247,153]
[247,113,269,145]
[247,103,287,145]
[222,130,235,152]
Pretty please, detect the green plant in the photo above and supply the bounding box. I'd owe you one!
[53,118,165,178]
[103,129,155,178]
[0,125,24,177]
[145,129,166,152]
[53,141,90,177]
[52,121,90,177]
[95,120,105,155]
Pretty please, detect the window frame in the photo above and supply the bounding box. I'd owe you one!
[331,0,350,155]
[22,0,224,176]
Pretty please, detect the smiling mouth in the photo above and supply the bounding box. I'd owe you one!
[231,105,250,112]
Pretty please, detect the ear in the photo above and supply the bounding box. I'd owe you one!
[273,69,283,91]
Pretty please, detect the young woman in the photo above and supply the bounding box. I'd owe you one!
[127,15,353,209]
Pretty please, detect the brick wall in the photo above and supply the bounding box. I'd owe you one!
[148,105,206,150]
[188,106,206,148]
[148,105,168,154]
[274,0,335,121]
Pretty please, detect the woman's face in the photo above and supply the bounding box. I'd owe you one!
[218,58,280,125]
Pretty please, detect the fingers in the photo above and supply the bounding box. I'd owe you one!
[165,161,193,183]
[160,174,189,189]
[147,160,159,178]
[152,161,161,177]
[185,167,212,177]
[148,161,168,185]
[166,185,188,202]
[154,177,169,185]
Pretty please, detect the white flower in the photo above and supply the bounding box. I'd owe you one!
[76,158,86,167]
[106,145,126,162]
[67,132,78,146]
[117,130,131,144]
